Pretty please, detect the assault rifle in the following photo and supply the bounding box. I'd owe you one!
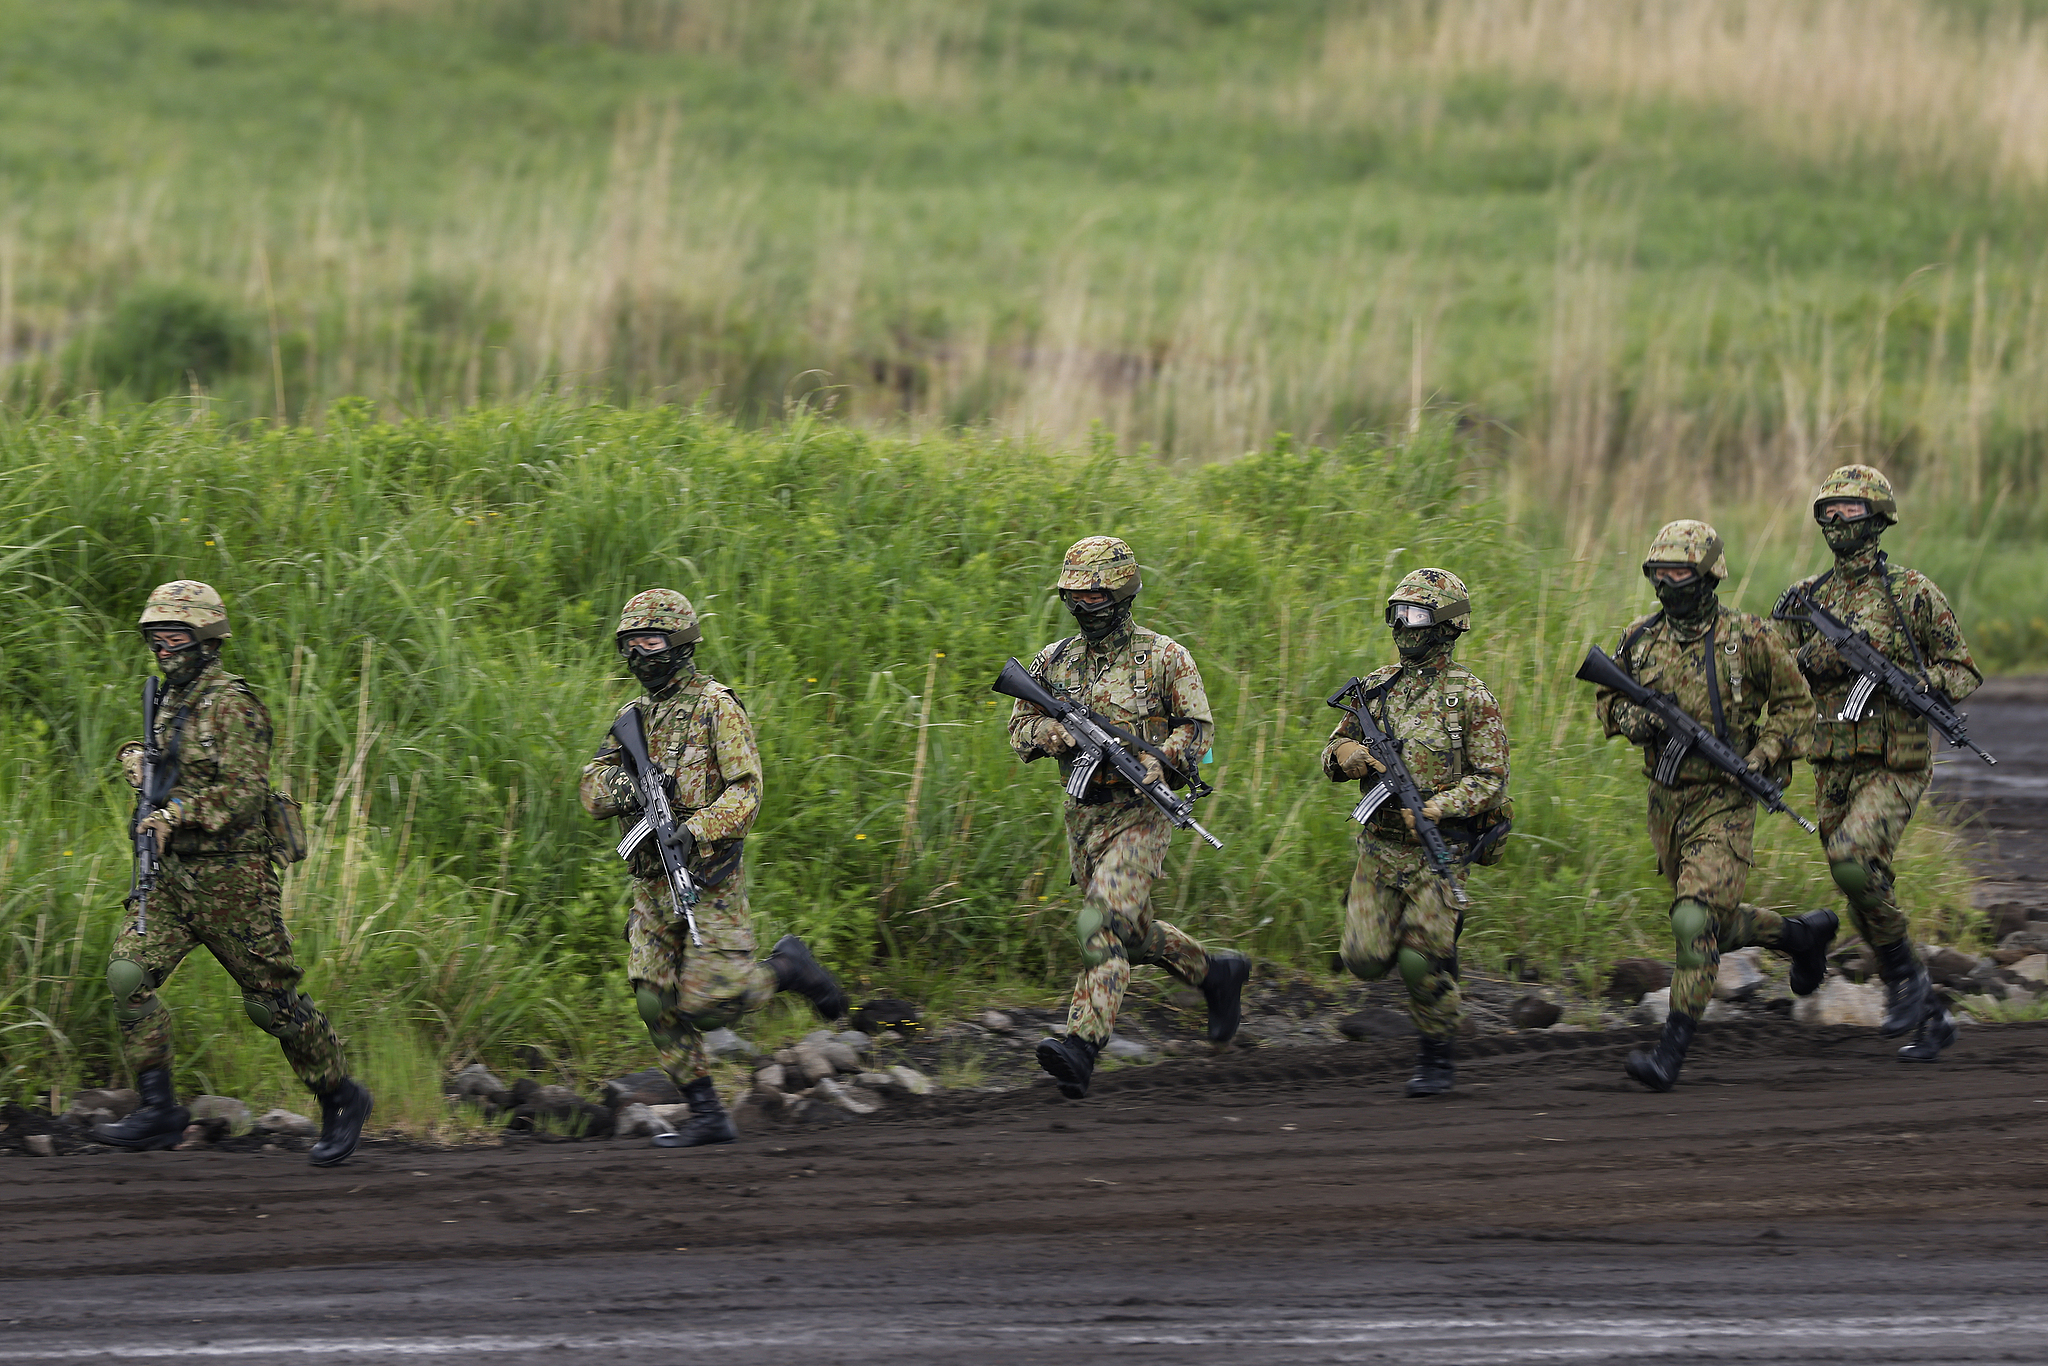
[1576,646,1820,833]
[1325,678,1469,906]
[124,677,167,936]
[610,706,702,945]
[992,657,1223,850]
[1773,587,1996,766]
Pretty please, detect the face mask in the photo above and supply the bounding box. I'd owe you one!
[627,644,693,693]
[1065,594,1130,641]
[1654,575,1718,621]
[1822,520,1883,557]
[156,643,209,689]
[1393,624,1454,659]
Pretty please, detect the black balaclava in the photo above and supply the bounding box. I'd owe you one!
[1393,623,1459,661]
[1654,573,1719,627]
[625,640,695,694]
[1822,518,1885,560]
[1064,592,1133,643]
[155,639,215,690]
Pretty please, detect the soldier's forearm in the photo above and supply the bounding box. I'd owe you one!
[688,774,760,844]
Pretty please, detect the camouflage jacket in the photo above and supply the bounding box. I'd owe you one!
[1007,620,1213,804]
[117,658,274,857]
[1319,646,1510,843]
[580,670,762,881]
[1596,601,1813,786]
[1774,546,1981,769]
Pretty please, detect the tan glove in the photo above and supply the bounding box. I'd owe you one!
[1138,754,1166,790]
[1744,741,1781,773]
[1042,721,1078,758]
[1333,740,1385,779]
[1400,799,1444,834]
[136,808,175,853]
[117,740,146,792]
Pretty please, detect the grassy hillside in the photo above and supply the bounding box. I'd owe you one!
[0,405,1981,1120]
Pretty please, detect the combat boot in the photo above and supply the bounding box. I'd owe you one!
[768,935,848,1021]
[1199,952,1251,1044]
[652,1077,738,1148]
[93,1068,188,1151]
[1779,909,1839,997]
[1035,1034,1101,1099]
[309,1078,374,1167]
[1898,999,1958,1063]
[1404,1035,1455,1097]
[1624,1010,1699,1092]
[1875,939,1932,1038]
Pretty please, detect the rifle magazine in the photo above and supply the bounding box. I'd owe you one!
[1842,673,1879,723]
[1653,733,1692,787]
[617,817,654,862]
[1351,780,1394,826]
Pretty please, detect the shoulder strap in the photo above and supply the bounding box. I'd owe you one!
[1700,620,1729,744]
[1876,554,1930,679]
[1618,612,1664,670]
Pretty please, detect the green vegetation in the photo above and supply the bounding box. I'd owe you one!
[0,406,1982,1120]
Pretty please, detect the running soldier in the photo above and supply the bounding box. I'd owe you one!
[96,581,373,1165]
[1595,522,1835,1091]
[580,589,846,1148]
[1773,466,1981,1062]
[1320,569,1510,1097]
[1008,537,1248,1099]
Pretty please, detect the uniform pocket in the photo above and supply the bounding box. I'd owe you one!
[1883,713,1932,770]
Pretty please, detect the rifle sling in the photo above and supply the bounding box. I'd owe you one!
[1036,636,1207,795]
[1701,620,1729,745]
[1809,559,1933,691]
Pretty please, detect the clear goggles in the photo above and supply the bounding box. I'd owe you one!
[1386,602,1439,628]
[617,631,680,658]
[1814,498,1875,524]
[1643,563,1701,584]
[140,626,198,650]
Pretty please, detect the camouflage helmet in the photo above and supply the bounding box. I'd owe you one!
[615,588,703,647]
[1642,519,1729,580]
[1812,464,1897,525]
[1385,567,1471,632]
[1054,536,1141,604]
[138,579,230,642]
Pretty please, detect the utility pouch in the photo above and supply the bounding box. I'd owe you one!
[267,791,310,864]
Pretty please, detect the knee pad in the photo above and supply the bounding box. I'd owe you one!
[1075,905,1112,965]
[107,960,160,1023]
[635,986,672,1029]
[1670,900,1714,968]
[1342,951,1393,982]
[1830,859,1883,910]
[244,991,304,1038]
[1396,947,1432,995]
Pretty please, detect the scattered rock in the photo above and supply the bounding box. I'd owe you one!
[1956,992,2001,1017]
[704,1028,758,1062]
[1792,978,1885,1028]
[1606,958,1672,1005]
[253,1108,317,1137]
[447,1063,508,1100]
[2010,954,2048,985]
[188,1096,250,1131]
[1997,929,2048,955]
[849,997,924,1036]
[24,1134,54,1157]
[980,1011,1015,1034]
[612,1103,676,1140]
[1702,999,1739,1023]
[1926,946,1984,987]
[62,1089,138,1124]
[1508,996,1563,1030]
[1714,948,1767,1001]
[753,1063,788,1095]
[1338,1007,1414,1040]
[871,1029,903,1045]
[602,1068,685,1108]
[885,1065,934,1096]
[792,1044,836,1084]
[812,1077,877,1116]
[1986,902,2032,941]
[1632,987,1672,1026]
[822,1041,864,1072]
[176,1118,230,1150]
[1829,943,1876,983]
[648,1102,692,1126]
[1103,1037,1150,1061]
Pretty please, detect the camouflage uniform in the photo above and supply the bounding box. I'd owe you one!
[109,658,347,1094]
[1320,647,1509,1040]
[1009,615,1216,1042]
[1775,545,1980,950]
[581,669,776,1085]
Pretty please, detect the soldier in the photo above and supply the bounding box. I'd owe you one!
[1320,569,1510,1097]
[95,581,373,1164]
[1008,537,1249,1099]
[1596,522,1837,1091]
[1774,465,1981,1062]
[580,589,846,1148]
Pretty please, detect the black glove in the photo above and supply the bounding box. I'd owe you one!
[664,824,696,867]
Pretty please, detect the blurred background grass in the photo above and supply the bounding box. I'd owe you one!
[0,0,2039,1120]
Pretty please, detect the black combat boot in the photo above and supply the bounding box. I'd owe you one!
[1874,939,1932,1038]
[309,1078,374,1167]
[93,1068,189,1151]
[1779,910,1839,997]
[1404,1035,1455,1097]
[652,1076,738,1148]
[1898,999,1958,1063]
[768,935,848,1021]
[1199,952,1251,1044]
[1624,1010,1699,1092]
[1035,1034,1101,1099]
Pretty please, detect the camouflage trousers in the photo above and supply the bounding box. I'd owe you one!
[627,865,777,1084]
[1647,781,1787,1018]
[1813,758,1927,949]
[1341,835,1464,1040]
[109,854,347,1095]
[1062,799,1210,1045]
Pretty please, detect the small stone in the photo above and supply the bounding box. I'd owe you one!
[1714,948,1766,1001]
[1632,987,1672,1026]
[1956,992,2001,1017]
[792,1044,836,1083]
[773,1047,801,1069]
[1104,1037,1150,1060]
[253,1108,318,1137]
[872,1030,903,1045]
[1508,996,1563,1030]
[649,1102,691,1125]
[704,1029,759,1062]
[821,1042,863,1073]
[886,1065,933,1096]
[1702,999,1739,1023]
[1337,1007,1414,1040]
[753,1063,788,1094]
[980,1011,1015,1034]
[602,1068,683,1108]
[1792,978,1886,1028]
[2011,954,2048,985]
[188,1096,251,1131]
[812,1077,876,1116]
[63,1089,138,1124]
[447,1063,508,1099]
[1926,946,1982,985]
[175,1119,229,1150]
[1606,958,1672,1005]
[24,1134,55,1157]
[854,1071,894,1090]
[1998,930,2048,955]
[612,1103,675,1140]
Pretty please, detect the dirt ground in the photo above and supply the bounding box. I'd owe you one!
[1,683,2043,1364]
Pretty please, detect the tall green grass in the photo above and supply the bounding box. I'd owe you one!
[0,402,1981,1121]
